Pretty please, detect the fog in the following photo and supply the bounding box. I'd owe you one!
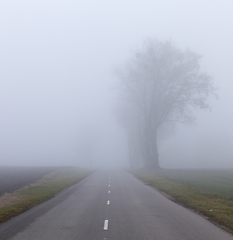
[0,1,232,168]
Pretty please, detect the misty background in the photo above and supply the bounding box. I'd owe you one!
[0,1,232,168]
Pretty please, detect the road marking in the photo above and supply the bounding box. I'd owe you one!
[104,220,108,230]
[108,190,110,193]
[107,200,110,205]
[109,184,110,187]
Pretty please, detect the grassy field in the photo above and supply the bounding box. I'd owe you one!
[0,167,93,223]
[132,168,233,232]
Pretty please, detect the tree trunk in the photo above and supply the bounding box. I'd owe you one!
[151,128,160,168]
[143,125,160,168]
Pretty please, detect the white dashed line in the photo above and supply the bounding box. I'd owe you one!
[104,220,108,230]
[108,190,110,193]
[109,185,110,187]
[107,200,110,205]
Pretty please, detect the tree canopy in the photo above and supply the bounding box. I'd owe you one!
[116,39,216,168]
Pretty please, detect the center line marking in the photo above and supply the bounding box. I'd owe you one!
[109,184,110,187]
[108,190,110,193]
[107,200,110,205]
[104,220,108,230]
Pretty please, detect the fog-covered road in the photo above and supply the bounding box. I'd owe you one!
[0,170,232,240]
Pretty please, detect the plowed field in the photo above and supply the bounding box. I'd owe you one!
[0,167,58,197]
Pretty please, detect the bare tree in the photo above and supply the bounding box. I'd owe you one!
[116,39,216,168]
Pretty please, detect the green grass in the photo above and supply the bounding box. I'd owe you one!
[154,169,233,198]
[132,169,233,232]
[0,167,93,223]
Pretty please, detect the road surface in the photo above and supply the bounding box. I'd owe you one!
[0,170,232,240]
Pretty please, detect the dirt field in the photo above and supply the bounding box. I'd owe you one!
[0,166,58,197]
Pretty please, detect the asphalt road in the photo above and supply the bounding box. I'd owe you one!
[0,170,232,240]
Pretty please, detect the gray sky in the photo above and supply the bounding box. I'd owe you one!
[0,1,233,168]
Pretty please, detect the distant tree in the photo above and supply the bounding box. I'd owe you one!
[116,39,216,168]
[77,126,97,168]
[116,102,143,168]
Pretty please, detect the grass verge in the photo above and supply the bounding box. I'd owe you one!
[132,169,233,233]
[0,167,93,224]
